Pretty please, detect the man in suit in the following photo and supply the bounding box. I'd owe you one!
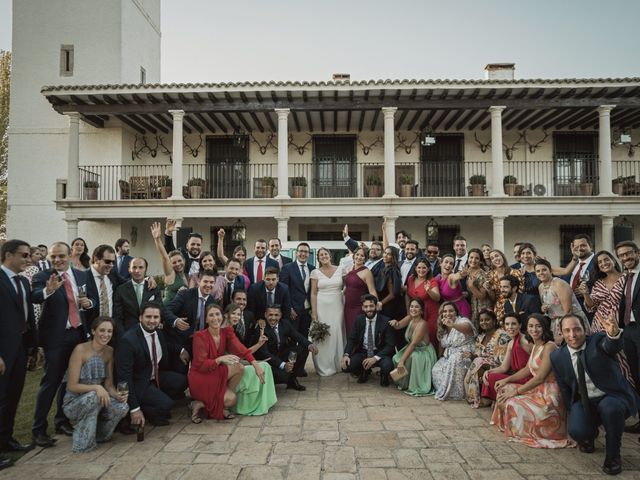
[31,242,98,446]
[116,302,188,427]
[425,242,441,277]
[85,244,124,327]
[344,233,385,278]
[341,294,396,386]
[250,305,318,391]
[566,234,596,319]
[400,240,420,285]
[452,236,468,273]
[114,238,133,281]
[268,238,292,269]
[230,289,257,347]
[222,258,249,307]
[247,267,292,325]
[615,241,640,435]
[510,242,523,269]
[499,274,541,322]
[551,313,637,475]
[245,239,279,285]
[280,242,316,342]
[0,240,37,468]
[395,230,410,262]
[164,218,203,277]
[37,244,51,271]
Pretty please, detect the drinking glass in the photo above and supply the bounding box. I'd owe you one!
[288,351,297,363]
[116,381,129,396]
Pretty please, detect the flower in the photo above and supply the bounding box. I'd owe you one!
[309,321,331,343]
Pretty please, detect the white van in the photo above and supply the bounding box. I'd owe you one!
[280,240,372,267]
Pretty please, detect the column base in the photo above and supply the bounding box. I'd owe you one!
[275,194,291,200]
[490,193,508,198]
[598,192,615,197]
[382,194,399,199]
[168,195,185,200]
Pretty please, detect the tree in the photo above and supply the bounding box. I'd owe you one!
[0,50,10,239]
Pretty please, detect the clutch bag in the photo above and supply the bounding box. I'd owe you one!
[390,365,407,382]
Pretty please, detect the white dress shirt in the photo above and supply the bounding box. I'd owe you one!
[297,261,310,308]
[626,262,640,323]
[453,253,468,273]
[362,315,381,361]
[400,258,415,284]
[570,253,594,287]
[1,265,28,320]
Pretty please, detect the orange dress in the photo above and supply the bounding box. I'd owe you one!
[491,343,574,449]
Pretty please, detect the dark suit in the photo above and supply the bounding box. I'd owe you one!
[116,254,133,281]
[116,326,187,423]
[38,259,51,271]
[31,267,98,434]
[85,267,124,326]
[427,259,441,277]
[503,293,542,319]
[0,269,36,445]
[619,269,640,396]
[250,320,310,385]
[222,275,250,307]
[234,310,257,347]
[244,256,279,284]
[344,313,395,379]
[551,332,637,459]
[562,258,596,320]
[166,287,218,354]
[164,234,199,275]
[280,261,316,338]
[269,255,292,269]
[247,281,292,323]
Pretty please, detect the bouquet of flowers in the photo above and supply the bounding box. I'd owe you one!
[309,321,331,343]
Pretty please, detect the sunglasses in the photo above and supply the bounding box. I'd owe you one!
[427,250,439,254]
[16,252,30,258]
[103,259,115,265]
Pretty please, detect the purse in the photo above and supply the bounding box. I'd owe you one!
[389,365,408,382]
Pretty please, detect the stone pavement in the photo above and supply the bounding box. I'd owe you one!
[4,370,640,480]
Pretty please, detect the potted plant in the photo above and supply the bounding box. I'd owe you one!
[503,175,518,196]
[579,181,594,196]
[469,174,486,197]
[612,176,625,195]
[83,180,99,200]
[158,176,172,199]
[291,176,307,198]
[187,177,205,199]
[262,176,275,198]
[399,174,414,197]
[365,175,383,197]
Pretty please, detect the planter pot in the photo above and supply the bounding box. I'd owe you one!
[613,182,624,195]
[579,183,593,196]
[515,184,524,196]
[160,186,172,199]
[84,187,98,200]
[470,184,485,196]
[262,185,274,198]
[399,184,413,197]
[504,183,517,196]
[291,186,306,198]
[189,185,203,199]
[366,185,382,197]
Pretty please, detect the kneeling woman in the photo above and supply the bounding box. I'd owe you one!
[64,317,129,453]
[188,304,274,422]
[491,314,574,448]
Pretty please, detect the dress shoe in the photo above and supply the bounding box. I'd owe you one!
[55,422,74,436]
[298,371,308,377]
[32,432,56,448]
[578,439,595,453]
[0,457,14,470]
[0,438,34,452]
[380,374,390,387]
[287,379,306,391]
[602,456,622,475]
[623,421,640,433]
[357,371,370,384]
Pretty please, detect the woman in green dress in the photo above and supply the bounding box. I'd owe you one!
[150,221,188,303]
[389,299,438,396]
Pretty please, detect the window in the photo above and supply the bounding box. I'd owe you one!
[435,225,461,256]
[313,135,357,198]
[553,132,598,195]
[60,45,74,76]
[559,224,595,265]
[140,67,146,84]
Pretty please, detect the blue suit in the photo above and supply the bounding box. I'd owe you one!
[551,332,637,459]
[280,261,316,340]
[244,256,279,284]
[116,254,133,281]
[247,281,292,323]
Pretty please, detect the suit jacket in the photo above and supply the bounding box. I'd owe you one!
[85,267,124,325]
[427,259,441,277]
[0,270,36,360]
[116,254,133,281]
[115,326,180,411]
[166,287,218,349]
[113,279,174,338]
[244,256,279,284]
[38,260,52,271]
[280,261,316,314]
[269,255,292,268]
[503,293,542,319]
[234,310,257,347]
[619,271,640,328]
[164,234,199,274]
[32,268,98,348]
[247,281,292,322]
[344,313,395,358]
[250,319,310,370]
[222,275,250,307]
[550,332,637,418]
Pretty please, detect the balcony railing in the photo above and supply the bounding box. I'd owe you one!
[75,159,640,201]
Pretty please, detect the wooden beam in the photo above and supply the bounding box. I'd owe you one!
[622,86,640,98]
[224,92,234,103]
[406,110,424,131]
[287,91,293,103]
[193,112,215,132]
[484,89,496,99]
[516,109,548,130]
[560,88,576,99]
[70,95,86,105]
[499,88,512,99]
[154,113,173,130]
[469,88,481,99]
[116,94,131,104]
[439,90,448,100]
[346,109,352,132]
[221,112,239,130]
[235,112,253,132]
[206,112,228,133]
[516,88,530,99]
[117,115,145,134]
[263,112,277,132]
[333,110,338,132]
[184,115,203,134]
[129,114,157,133]
[301,91,307,103]
[394,89,401,101]
[305,111,313,132]
[249,111,265,133]
[162,93,173,103]
[431,110,449,130]
[530,89,545,99]
[147,93,160,104]
[589,87,608,98]
[605,87,626,98]
[419,111,435,131]
[291,110,301,132]
[554,108,592,129]
[395,110,409,130]
[468,111,489,130]
[320,110,326,132]
[80,115,103,128]
[239,92,249,104]
[575,87,592,99]
[570,111,598,130]
[409,89,417,101]
[358,110,367,132]
[529,109,562,130]
[504,110,536,130]
[369,109,380,131]
[193,92,204,103]
[379,90,386,101]
[543,88,561,99]
[443,109,464,130]
[454,109,477,130]
[139,114,169,134]
[178,93,191,104]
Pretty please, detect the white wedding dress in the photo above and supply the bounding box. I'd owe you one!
[311,266,346,376]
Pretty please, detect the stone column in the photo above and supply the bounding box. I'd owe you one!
[275,216,289,241]
[489,106,507,197]
[66,112,80,200]
[384,215,398,243]
[492,215,506,253]
[65,218,79,243]
[169,110,185,200]
[598,105,615,196]
[275,109,290,199]
[601,215,614,252]
[382,107,398,198]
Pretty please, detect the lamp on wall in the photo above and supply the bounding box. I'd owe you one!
[420,126,436,147]
[231,218,246,243]
[233,127,247,148]
[426,217,439,242]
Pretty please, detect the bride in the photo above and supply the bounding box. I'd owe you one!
[310,247,346,376]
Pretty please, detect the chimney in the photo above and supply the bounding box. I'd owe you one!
[332,73,350,83]
[484,63,515,80]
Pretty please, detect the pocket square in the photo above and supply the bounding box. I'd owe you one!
[149,295,155,301]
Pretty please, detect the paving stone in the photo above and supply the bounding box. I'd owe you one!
[303,420,339,431]
[393,448,425,469]
[179,464,241,480]
[512,463,570,475]
[149,451,197,464]
[383,420,422,431]
[321,473,356,480]
[228,442,273,465]
[134,463,189,480]
[237,466,284,480]
[100,459,147,478]
[192,453,230,464]
[387,470,435,480]
[354,447,394,459]
[229,427,261,442]
[305,410,347,420]
[426,463,470,479]
[273,441,325,455]
[285,463,321,480]
[465,469,526,480]
[358,467,388,480]
[357,458,397,468]
[163,434,201,452]
[341,421,385,432]
[265,410,303,426]
[345,432,399,447]
[191,437,238,454]
[419,447,465,464]
[323,446,356,473]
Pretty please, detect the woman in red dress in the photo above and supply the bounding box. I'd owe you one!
[406,258,441,352]
[188,304,265,422]
[343,247,378,336]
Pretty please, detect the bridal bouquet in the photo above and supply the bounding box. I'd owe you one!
[309,321,331,343]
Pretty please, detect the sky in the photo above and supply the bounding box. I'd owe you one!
[1,0,639,83]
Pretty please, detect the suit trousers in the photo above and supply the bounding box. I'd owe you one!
[271,346,309,383]
[293,309,312,340]
[349,352,393,377]
[33,327,84,435]
[622,322,640,397]
[0,338,27,444]
[567,395,629,459]
[139,371,187,422]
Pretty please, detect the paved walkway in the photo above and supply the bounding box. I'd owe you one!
[4,370,640,479]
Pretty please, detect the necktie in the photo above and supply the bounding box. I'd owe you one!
[13,276,27,332]
[39,260,46,271]
[572,262,586,290]
[237,313,246,339]
[575,350,592,420]
[257,259,264,283]
[135,282,143,306]
[99,275,110,316]
[151,332,160,387]
[274,325,280,349]
[367,320,374,357]
[454,259,461,273]
[198,297,206,330]
[623,272,636,325]
[62,272,81,328]
[267,289,274,306]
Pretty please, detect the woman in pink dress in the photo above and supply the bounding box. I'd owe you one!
[343,247,378,336]
[406,258,441,352]
[436,254,472,318]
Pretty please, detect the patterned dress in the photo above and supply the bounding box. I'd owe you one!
[432,317,477,400]
[491,343,574,449]
[464,329,511,407]
[63,355,129,453]
[539,279,588,339]
[468,269,494,327]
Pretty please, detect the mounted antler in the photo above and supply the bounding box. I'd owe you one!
[503,132,525,160]
[132,135,158,160]
[250,133,278,155]
[394,132,420,155]
[628,141,640,158]
[522,130,549,154]
[358,136,383,156]
[473,131,491,153]
[288,134,312,155]
[183,135,203,158]
[157,135,172,162]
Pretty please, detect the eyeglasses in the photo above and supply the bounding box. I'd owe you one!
[617,250,636,259]
[16,252,30,258]
[427,250,439,254]
[103,259,115,265]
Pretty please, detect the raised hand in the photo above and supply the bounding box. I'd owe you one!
[165,218,177,235]
[602,312,620,337]
[217,228,225,239]
[45,273,64,296]
[342,224,349,239]
[150,222,162,239]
